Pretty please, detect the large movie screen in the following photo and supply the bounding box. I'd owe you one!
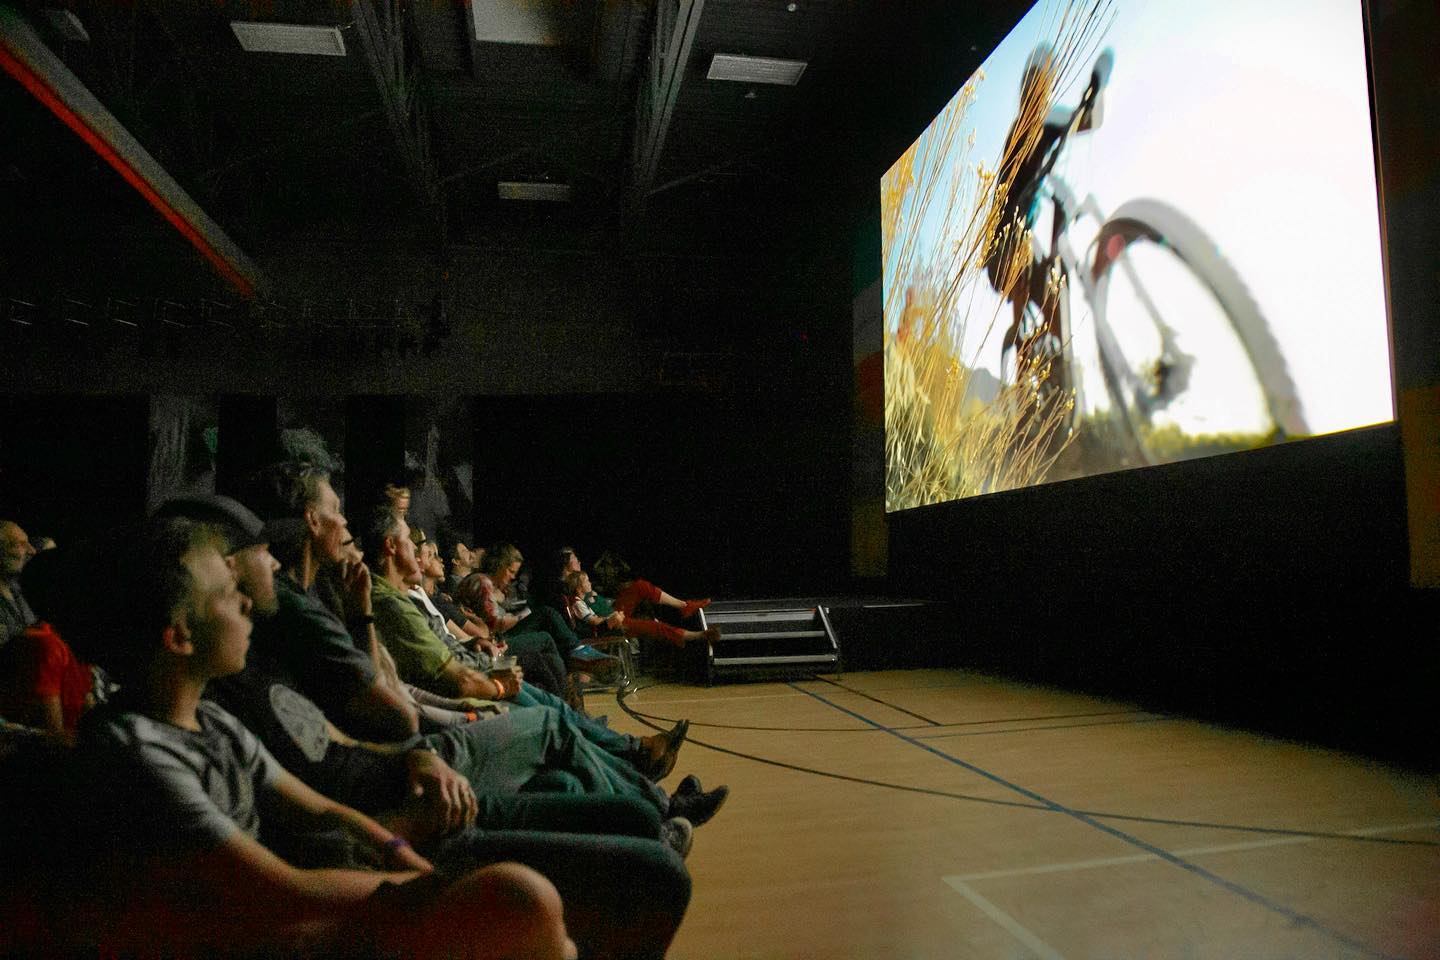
[881,0,1391,512]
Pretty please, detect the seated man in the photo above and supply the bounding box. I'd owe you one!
[0,519,38,649]
[56,517,575,960]
[0,540,108,741]
[227,464,417,742]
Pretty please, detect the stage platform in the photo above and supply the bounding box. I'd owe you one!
[641,596,956,684]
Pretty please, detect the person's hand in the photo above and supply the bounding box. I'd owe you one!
[478,638,503,658]
[491,637,508,655]
[384,836,435,874]
[341,560,373,620]
[606,611,625,628]
[489,667,523,699]
[404,749,478,835]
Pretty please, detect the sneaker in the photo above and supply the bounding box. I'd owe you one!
[669,784,728,827]
[660,817,694,859]
[569,644,619,662]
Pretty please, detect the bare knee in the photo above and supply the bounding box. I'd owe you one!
[422,862,577,960]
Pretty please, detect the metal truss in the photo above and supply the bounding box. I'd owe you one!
[351,0,445,237]
[628,0,705,220]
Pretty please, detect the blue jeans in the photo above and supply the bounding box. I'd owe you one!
[429,702,666,813]
[516,681,640,759]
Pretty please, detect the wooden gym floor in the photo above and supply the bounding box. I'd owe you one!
[599,669,1439,960]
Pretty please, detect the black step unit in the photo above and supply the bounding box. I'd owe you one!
[699,598,840,683]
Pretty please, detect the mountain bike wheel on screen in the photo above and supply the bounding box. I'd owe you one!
[1087,198,1306,465]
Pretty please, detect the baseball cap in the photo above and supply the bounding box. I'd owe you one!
[154,494,267,552]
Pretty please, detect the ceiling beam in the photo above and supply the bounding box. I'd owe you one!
[627,0,704,217]
[352,0,445,236]
[0,4,265,298]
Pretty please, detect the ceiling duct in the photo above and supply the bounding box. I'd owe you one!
[230,22,346,56]
[469,0,569,45]
[497,181,572,201]
[706,53,807,85]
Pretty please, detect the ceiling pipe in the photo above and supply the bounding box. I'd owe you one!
[0,5,266,299]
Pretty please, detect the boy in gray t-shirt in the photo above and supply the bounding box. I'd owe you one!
[58,518,576,960]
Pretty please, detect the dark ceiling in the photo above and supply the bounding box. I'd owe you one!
[0,0,1033,284]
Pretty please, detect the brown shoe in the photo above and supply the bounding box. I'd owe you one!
[701,625,722,645]
[639,719,689,780]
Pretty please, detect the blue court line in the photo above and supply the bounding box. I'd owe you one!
[787,681,1405,960]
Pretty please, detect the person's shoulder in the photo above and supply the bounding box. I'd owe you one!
[77,701,169,758]
[374,580,424,620]
[274,570,305,598]
[370,574,403,600]
[269,577,346,636]
[271,574,318,618]
[195,699,251,739]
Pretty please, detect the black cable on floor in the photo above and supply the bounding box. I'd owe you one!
[809,674,943,725]
[612,682,1440,849]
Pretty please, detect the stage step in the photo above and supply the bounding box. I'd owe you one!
[699,599,840,683]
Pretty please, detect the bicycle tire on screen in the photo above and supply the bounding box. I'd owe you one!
[1088,198,1308,460]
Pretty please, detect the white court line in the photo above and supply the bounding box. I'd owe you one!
[623,691,812,706]
[943,877,1068,960]
[942,821,1436,956]
[946,820,1438,883]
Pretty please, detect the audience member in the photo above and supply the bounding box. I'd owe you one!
[409,529,485,642]
[556,548,718,655]
[384,482,411,518]
[0,519,38,648]
[567,569,719,649]
[446,540,475,594]
[0,548,106,740]
[231,467,418,741]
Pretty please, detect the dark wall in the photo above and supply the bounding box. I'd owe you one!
[887,426,1435,758]
[0,395,150,541]
[470,391,851,599]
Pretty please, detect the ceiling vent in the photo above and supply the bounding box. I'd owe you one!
[497,181,572,202]
[469,0,567,45]
[230,22,347,56]
[707,54,807,85]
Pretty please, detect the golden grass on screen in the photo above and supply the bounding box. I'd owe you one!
[882,0,1113,511]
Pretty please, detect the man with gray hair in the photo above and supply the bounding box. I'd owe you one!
[237,463,417,741]
[0,520,38,648]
